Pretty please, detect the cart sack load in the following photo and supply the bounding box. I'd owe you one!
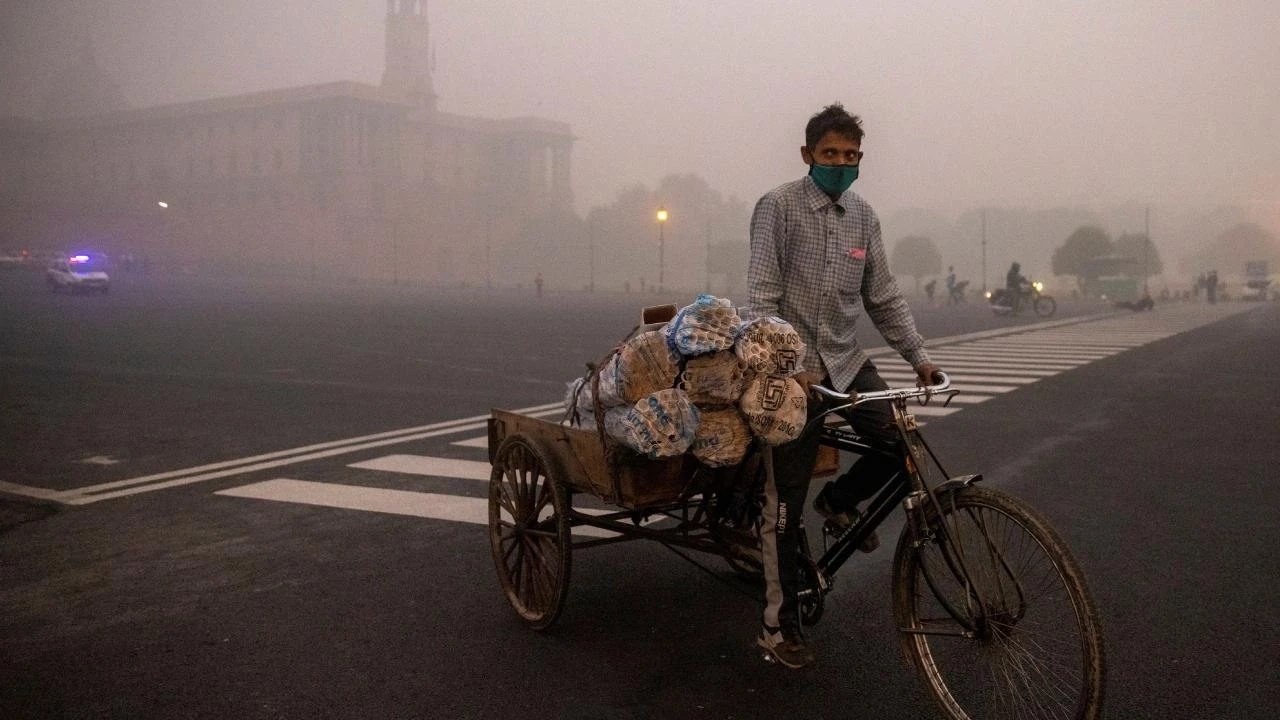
[735,316,806,376]
[564,295,809,460]
[666,294,741,356]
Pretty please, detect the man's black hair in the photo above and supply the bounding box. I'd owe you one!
[805,103,864,148]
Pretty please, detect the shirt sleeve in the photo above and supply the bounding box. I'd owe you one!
[745,193,785,321]
[860,212,932,369]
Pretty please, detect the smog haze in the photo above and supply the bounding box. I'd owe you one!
[3,0,1278,282]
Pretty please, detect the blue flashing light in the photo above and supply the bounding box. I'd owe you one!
[70,255,91,263]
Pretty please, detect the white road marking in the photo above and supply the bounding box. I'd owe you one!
[877,370,1038,385]
[903,405,962,417]
[878,362,1062,377]
[349,454,492,480]
[58,404,563,505]
[451,436,490,448]
[917,354,1085,368]
[79,456,121,465]
[216,479,641,538]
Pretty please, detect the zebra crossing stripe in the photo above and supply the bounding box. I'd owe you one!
[349,454,491,480]
[216,478,646,538]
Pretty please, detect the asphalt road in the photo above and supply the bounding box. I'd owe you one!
[2,269,1277,719]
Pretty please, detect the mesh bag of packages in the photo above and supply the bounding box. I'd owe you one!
[739,373,808,445]
[734,316,807,377]
[618,388,701,458]
[591,353,627,408]
[679,350,747,408]
[666,294,741,357]
[563,377,591,427]
[689,408,753,467]
[614,329,681,404]
[563,378,633,435]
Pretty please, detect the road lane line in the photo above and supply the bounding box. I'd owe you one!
[52,403,563,502]
[60,409,568,505]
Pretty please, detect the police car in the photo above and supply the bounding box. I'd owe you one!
[47,254,111,294]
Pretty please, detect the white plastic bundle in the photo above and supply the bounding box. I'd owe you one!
[734,316,806,377]
[679,350,747,408]
[666,294,741,356]
[738,373,808,446]
[619,388,701,458]
[689,408,753,467]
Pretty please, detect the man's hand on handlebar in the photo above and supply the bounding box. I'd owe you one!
[914,362,944,389]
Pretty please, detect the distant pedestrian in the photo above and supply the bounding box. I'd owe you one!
[1206,270,1218,304]
[924,279,936,303]
[535,272,544,298]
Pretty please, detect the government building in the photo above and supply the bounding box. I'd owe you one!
[0,1,578,285]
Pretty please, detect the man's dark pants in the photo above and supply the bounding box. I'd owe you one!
[759,361,902,634]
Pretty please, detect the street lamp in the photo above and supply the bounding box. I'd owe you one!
[1143,207,1151,296]
[656,206,668,292]
[587,213,596,293]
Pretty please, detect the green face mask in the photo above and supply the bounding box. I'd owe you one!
[808,163,859,196]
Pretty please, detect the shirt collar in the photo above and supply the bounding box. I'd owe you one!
[803,175,845,213]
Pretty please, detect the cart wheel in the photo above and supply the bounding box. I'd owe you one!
[489,434,572,630]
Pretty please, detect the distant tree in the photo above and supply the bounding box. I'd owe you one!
[890,235,943,292]
[1051,225,1114,279]
[1114,233,1164,278]
[586,174,749,293]
[1181,222,1280,276]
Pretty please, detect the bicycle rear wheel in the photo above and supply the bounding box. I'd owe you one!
[892,486,1104,720]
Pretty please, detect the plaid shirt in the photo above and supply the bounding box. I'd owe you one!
[744,176,930,392]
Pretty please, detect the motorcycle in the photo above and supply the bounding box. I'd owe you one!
[987,280,1056,317]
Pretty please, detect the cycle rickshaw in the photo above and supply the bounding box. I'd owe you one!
[487,337,1105,720]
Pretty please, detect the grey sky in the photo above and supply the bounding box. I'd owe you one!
[4,0,1278,225]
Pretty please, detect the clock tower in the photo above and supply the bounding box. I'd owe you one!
[381,0,437,110]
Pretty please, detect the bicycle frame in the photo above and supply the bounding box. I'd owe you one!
[806,375,1024,636]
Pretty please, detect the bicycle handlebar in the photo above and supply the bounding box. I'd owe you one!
[809,371,952,407]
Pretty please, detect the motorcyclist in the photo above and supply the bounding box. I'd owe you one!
[1005,262,1030,311]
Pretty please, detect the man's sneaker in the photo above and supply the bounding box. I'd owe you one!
[757,626,815,669]
[813,482,880,553]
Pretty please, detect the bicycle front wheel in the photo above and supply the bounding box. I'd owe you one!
[1034,295,1057,317]
[892,486,1105,720]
